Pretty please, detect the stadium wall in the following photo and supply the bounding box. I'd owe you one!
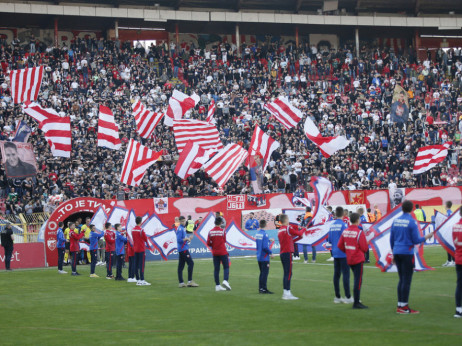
[42,186,461,267]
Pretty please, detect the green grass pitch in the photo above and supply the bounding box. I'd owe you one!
[0,246,461,345]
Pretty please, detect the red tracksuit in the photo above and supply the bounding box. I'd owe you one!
[337,224,368,304]
[69,230,85,273]
[278,225,304,291]
[132,226,148,252]
[207,226,228,256]
[104,229,116,277]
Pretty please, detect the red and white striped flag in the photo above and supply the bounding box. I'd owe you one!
[173,119,223,154]
[247,126,280,172]
[23,102,72,158]
[131,100,163,139]
[206,99,216,124]
[264,96,302,130]
[203,143,248,188]
[165,90,200,126]
[120,139,163,187]
[10,66,44,104]
[304,117,350,158]
[413,142,452,175]
[97,105,121,150]
[174,140,216,179]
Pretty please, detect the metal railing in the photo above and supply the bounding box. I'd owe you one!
[1,212,49,243]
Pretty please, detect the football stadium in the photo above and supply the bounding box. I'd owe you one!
[1,0,462,344]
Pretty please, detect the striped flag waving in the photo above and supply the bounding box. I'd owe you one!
[165,90,200,126]
[131,100,164,139]
[174,140,216,179]
[23,102,72,158]
[98,105,121,150]
[304,116,350,158]
[203,143,249,188]
[173,119,223,154]
[206,99,216,124]
[10,66,44,104]
[247,126,280,172]
[413,142,452,175]
[120,139,163,187]
[264,96,302,130]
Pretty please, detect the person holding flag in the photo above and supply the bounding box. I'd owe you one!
[176,216,199,288]
[390,200,434,314]
[56,222,67,274]
[127,233,137,283]
[328,207,352,304]
[89,224,104,278]
[256,219,273,294]
[452,208,462,318]
[69,222,85,276]
[104,222,116,280]
[207,217,231,291]
[278,214,305,300]
[132,216,151,286]
[337,213,369,309]
[115,224,127,281]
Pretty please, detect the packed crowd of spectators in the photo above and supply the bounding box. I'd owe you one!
[0,34,461,215]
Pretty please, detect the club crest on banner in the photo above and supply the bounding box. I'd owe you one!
[348,191,365,205]
[47,239,56,251]
[153,198,168,214]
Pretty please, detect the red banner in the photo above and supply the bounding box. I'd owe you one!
[0,243,45,269]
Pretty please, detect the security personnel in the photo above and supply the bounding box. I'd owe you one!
[367,208,376,223]
[63,225,71,265]
[1,224,14,271]
[89,225,104,278]
[374,205,382,221]
[414,204,426,222]
[391,200,434,314]
[301,207,315,263]
[255,220,273,294]
[115,224,127,281]
[56,222,66,274]
[186,216,195,234]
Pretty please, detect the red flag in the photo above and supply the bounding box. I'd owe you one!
[131,100,164,139]
[165,90,200,126]
[98,105,121,150]
[174,140,216,179]
[173,119,223,154]
[413,142,451,174]
[264,96,302,130]
[10,66,44,104]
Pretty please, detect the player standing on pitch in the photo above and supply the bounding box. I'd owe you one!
[176,216,199,288]
[207,217,231,291]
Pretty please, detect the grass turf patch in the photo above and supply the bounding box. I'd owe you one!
[0,246,460,345]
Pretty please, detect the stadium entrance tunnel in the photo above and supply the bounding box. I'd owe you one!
[44,197,111,266]
[63,211,94,228]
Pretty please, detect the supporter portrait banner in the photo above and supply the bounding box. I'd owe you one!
[0,141,37,178]
[390,85,409,123]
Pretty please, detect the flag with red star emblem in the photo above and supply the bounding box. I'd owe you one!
[349,191,365,205]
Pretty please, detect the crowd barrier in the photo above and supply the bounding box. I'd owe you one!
[1,213,49,244]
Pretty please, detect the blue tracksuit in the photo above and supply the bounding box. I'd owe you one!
[57,228,66,249]
[256,229,272,261]
[57,228,66,271]
[245,219,259,231]
[116,232,127,255]
[327,219,347,258]
[255,229,272,291]
[390,213,425,255]
[115,231,127,279]
[176,225,189,252]
[90,230,104,251]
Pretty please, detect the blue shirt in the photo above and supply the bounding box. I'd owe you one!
[447,209,453,216]
[89,230,104,251]
[115,231,127,255]
[176,225,189,252]
[255,229,272,262]
[245,218,259,231]
[327,219,347,258]
[390,213,425,255]
[57,228,66,249]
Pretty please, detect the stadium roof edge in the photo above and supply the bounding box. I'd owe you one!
[1,1,462,29]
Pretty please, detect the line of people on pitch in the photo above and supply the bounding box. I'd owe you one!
[56,216,153,286]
